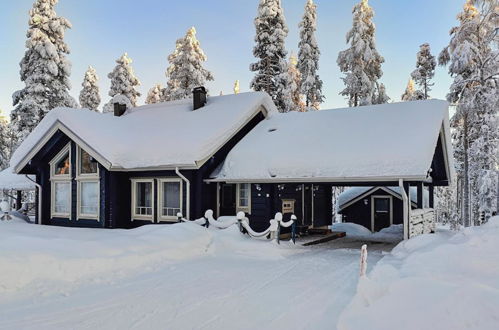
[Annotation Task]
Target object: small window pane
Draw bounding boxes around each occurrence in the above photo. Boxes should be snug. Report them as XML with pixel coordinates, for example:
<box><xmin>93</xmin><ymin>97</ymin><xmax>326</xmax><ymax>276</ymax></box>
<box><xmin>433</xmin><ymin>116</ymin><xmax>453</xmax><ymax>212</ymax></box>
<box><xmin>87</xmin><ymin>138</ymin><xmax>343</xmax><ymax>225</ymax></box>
<box><xmin>80</xmin><ymin>149</ymin><xmax>97</xmax><ymax>174</ymax></box>
<box><xmin>162</xmin><ymin>182</ymin><xmax>181</xmax><ymax>217</ymax></box>
<box><xmin>135</xmin><ymin>182</ymin><xmax>152</xmax><ymax>216</ymax></box>
<box><xmin>375</xmin><ymin>199</ymin><xmax>389</xmax><ymax>213</ymax></box>
<box><xmin>239</xmin><ymin>183</ymin><xmax>250</xmax><ymax>208</ymax></box>
<box><xmin>54</xmin><ymin>182</ymin><xmax>70</xmax><ymax>214</ymax></box>
<box><xmin>80</xmin><ymin>182</ymin><xmax>99</xmax><ymax>216</ymax></box>
<box><xmin>55</xmin><ymin>152</ymin><xmax>70</xmax><ymax>175</ymax></box>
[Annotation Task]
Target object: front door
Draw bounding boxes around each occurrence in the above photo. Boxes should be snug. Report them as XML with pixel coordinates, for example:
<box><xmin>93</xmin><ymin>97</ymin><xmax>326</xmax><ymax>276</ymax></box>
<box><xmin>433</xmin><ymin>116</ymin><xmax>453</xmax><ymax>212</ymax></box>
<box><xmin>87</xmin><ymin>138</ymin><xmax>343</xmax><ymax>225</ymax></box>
<box><xmin>372</xmin><ymin>197</ymin><xmax>391</xmax><ymax>232</ymax></box>
<box><xmin>220</xmin><ymin>183</ymin><xmax>236</xmax><ymax>215</ymax></box>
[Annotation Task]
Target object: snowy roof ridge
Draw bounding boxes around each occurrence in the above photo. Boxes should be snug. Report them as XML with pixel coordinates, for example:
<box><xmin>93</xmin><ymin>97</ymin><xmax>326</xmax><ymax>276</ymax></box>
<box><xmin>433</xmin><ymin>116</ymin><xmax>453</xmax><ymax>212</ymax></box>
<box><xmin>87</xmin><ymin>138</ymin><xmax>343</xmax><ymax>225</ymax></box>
<box><xmin>211</xmin><ymin>99</ymin><xmax>452</xmax><ymax>182</ymax></box>
<box><xmin>11</xmin><ymin>92</ymin><xmax>277</xmax><ymax>172</ymax></box>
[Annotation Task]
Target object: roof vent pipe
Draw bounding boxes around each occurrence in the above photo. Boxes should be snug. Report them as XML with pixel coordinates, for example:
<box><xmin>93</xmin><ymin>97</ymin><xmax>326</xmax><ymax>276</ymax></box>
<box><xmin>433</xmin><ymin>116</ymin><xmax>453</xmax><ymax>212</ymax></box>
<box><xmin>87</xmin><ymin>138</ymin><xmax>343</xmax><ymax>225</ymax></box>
<box><xmin>193</xmin><ymin>86</ymin><xmax>207</xmax><ymax>110</ymax></box>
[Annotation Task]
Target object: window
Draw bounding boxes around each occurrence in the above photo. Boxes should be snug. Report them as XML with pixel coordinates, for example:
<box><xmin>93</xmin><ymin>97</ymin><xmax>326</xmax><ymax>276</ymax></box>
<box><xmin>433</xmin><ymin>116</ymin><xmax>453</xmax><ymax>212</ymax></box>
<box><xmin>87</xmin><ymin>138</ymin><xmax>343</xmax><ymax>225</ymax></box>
<box><xmin>76</xmin><ymin>147</ymin><xmax>99</xmax><ymax>220</ymax></box>
<box><xmin>53</xmin><ymin>181</ymin><xmax>71</xmax><ymax>215</ymax></box>
<box><xmin>158</xmin><ymin>179</ymin><xmax>182</xmax><ymax>221</ymax></box>
<box><xmin>131</xmin><ymin>179</ymin><xmax>154</xmax><ymax>220</ymax></box>
<box><xmin>236</xmin><ymin>183</ymin><xmax>251</xmax><ymax>213</ymax></box>
<box><xmin>79</xmin><ymin>181</ymin><xmax>99</xmax><ymax>217</ymax></box>
<box><xmin>50</xmin><ymin>144</ymin><xmax>72</xmax><ymax>218</ymax></box>
<box><xmin>79</xmin><ymin>148</ymin><xmax>97</xmax><ymax>175</ymax></box>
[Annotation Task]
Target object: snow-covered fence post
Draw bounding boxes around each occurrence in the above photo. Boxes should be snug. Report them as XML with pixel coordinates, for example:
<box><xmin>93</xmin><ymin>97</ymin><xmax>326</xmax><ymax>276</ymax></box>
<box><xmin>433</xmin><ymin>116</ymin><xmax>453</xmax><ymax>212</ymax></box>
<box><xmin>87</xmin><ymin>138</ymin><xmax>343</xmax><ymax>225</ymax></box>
<box><xmin>291</xmin><ymin>214</ymin><xmax>297</xmax><ymax>244</ymax></box>
<box><xmin>275</xmin><ymin>212</ymin><xmax>283</xmax><ymax>244</ymax></box>
<box><xmin>177</xmin><ymin>212</ymin><xmax>183</xmax><ymax>222</ymax></box>
<box><xmin>359</xmin><ymin>244</ymin><xmax>368</xmax><ymax>277</ymax></box>
<box><xmin>0</xmin><ymin>199</ymin><xmax>12</xmax><ymax>221</ymax></box>
<box><xmin>236</xmin><ymin>211</ymin><xmax>247</xmax><ymax>234</ymax></box>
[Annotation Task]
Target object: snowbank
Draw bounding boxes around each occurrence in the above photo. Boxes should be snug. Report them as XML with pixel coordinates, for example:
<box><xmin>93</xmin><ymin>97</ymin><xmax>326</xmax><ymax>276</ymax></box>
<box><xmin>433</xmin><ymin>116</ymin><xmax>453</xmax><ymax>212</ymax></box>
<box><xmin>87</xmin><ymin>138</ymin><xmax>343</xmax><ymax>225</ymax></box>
<box><xmin>0</xmin><ymin>220</ymin><xmax>287</xmax><ymax>293</ymax></box>
<box><xmin>332</xmin><ymin>222</ymin><xmax>372</xmax><ymax>236</ymax></box>
<box><xmin>338</xmin><ymin>216</ymin><xmax>499</xmax><ymax>330</ymax></box>
<box><xmin>332</xmin><ymin>222</ymin><xmax>403</xmax><ymax>243</ymax></box>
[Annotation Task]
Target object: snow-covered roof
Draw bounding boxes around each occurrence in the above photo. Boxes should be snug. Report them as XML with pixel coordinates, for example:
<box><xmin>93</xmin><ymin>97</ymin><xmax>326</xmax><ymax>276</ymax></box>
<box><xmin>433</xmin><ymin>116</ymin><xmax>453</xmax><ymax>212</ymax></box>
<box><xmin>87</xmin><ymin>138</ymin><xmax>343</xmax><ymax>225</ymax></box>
<box><xmin>0</xmin><ymin>167</ymin><xmax>35</xmax><ymax>191</ymax></box>
<box><xmin>336</xmin><ymin>186</ymin><xmax>430</xmax><ymax>212</ymax></box>
<box><xmin>11</xmin><ymin>92</ymin><xmax>276</xmax><ymax>172</ymax></box>
<box><xmin>211</xmin><ymin>100</ymin><xmax>453</xmax><ymax>183</ymax></box>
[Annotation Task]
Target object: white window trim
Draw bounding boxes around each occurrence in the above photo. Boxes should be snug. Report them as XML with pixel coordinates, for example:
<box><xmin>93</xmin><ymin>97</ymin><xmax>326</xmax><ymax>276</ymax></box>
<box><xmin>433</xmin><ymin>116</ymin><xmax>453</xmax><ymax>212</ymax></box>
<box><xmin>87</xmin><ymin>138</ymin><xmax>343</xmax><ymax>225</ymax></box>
<box><xmin>157</xmin><ymin>178</ymin><xmax>183</xmax><ymax>222</ymax></box>
<box><xmin>76</xmin><ymin>146</ymin><xmax>100</xmax><ymax>220</ymax></box>
<box><xmin>236</xmin><ymin>183</ymin><xmax>251</xmax><ymax>214</ymax></box>
<box><xmin>49</xmin><ymin>143</ymin><xmax>71</xmax><ymax>179</ymax></box>
<box><xmin>131</xmin><ymin>178</ymin><xmax>155</xmax><ymax>221</ymax></box>
<box><xmin>370</xmin><ymin>195</ymin><xmax>393</xmax><ymax>232</ymax></box>
<box><xmin>50</xmin><ymin>143</ymin><xmax>72</xmax><ymax>219</ymax></box>
<box><xmin>76</xmin><ymin>146</ymin><xmax>99</xmax><ymax>179</ymax></box>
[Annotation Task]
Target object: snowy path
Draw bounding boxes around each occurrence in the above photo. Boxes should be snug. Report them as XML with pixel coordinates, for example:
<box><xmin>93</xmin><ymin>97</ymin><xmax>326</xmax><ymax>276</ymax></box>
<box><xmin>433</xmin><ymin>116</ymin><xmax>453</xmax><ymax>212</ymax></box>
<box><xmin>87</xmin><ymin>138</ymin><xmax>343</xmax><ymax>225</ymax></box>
<box><xmin>0</xmin><ymin>222</ymin><xmax>390</xmax><ymax>329</ymax></box>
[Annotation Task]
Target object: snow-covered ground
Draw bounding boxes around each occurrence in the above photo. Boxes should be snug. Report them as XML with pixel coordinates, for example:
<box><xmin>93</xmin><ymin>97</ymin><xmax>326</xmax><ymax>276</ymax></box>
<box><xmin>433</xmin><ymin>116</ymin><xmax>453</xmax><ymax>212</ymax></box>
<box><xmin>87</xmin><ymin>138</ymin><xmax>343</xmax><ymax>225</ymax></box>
<box><xmin>0</xmin><ymin>218</ymin><xmax>388</xmax><ymax>330</ymax></box>
<box><xmin>338</xmin><ymin>216</ymin><xmax>499</xmax><ymax>330</ymax></box>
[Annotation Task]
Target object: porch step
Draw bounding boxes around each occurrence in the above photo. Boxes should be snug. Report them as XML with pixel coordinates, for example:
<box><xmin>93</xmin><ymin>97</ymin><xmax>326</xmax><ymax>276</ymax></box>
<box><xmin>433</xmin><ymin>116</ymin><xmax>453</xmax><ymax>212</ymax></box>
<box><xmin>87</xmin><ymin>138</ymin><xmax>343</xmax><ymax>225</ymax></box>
<box><xmin>302</xmin><ymin>231</ymin><xmax>346</xmax><ymax>246</ymax></box>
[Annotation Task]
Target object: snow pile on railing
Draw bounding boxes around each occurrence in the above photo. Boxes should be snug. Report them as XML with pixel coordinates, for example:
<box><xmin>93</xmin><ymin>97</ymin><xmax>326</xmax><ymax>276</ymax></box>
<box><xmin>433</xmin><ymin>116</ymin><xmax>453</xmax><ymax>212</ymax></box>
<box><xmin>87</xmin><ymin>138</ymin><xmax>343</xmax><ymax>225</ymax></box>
<box><xmin>178</xmin><ymin>210</ymin><xmax>297</xmax><ymax>244</ymax></box>
<box><xmin>409</xmin><ymin>208</ymin><xmax>435</xmax><ymax>238</ymax></box>
<box><xmin>338</xmin><ymin>216</ymin><xmax>499</xmax><ymax>330</ymax></box>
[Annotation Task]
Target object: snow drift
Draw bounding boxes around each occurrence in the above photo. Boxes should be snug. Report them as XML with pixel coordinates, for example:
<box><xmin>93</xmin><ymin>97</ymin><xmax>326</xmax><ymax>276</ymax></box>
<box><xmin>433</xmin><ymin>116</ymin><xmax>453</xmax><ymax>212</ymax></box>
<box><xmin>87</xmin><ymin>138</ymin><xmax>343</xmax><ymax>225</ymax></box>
<box><xmin>338</xmin><ymin>216</ymin><xmax>499</xmax><ymax>330</ymax></box>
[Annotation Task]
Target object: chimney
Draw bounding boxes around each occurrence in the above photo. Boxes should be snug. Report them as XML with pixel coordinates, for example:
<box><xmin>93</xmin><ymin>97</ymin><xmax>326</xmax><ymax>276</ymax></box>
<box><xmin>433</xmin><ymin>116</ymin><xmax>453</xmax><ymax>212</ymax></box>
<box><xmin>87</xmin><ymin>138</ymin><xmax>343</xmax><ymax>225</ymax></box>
<box><xmin>193</xmin><ymin>86</ymin><xmax>207</xmax><ymax>110</ymax></box>
<box><xmin>114</xmin><ymin>103</ymin><xmax>127</xmax><ymax>117</ymax></box>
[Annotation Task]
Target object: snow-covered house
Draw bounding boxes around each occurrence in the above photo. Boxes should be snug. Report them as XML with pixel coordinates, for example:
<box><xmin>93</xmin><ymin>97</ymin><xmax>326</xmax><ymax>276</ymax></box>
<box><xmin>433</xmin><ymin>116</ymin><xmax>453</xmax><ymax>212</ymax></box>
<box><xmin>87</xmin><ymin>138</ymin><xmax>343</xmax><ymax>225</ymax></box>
<box><xmin>10</xmin><ymin>90</ymin><xmax>275</xmax><ymax>228</ymax></box>
<box><xmin>10</xmin><ymin>91</ymin><xmax>453</xmax><ymax>239</ymax></box>
<box><xmin>336</xmin><ymin>187</ymin><xmax>429</xmax><ymax>232</ymax></box>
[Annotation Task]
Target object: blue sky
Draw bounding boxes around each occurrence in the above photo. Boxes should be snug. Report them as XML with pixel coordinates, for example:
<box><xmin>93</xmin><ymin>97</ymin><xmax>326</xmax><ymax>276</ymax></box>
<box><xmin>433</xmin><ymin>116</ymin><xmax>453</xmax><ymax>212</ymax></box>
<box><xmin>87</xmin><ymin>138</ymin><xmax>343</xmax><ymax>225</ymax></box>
<box><xmin>0</xmin><ymin>0</ymin><xmax>464</xmax><ymax>115</ymax></box>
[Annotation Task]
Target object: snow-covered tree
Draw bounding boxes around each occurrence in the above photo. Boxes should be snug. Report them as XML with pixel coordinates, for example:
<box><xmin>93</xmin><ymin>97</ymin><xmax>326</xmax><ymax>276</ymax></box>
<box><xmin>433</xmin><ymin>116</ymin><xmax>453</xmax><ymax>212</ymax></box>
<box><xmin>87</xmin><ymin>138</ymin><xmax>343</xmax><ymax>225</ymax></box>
<box><xmin>0</xmin><ymin>110</ymin><xmax>12</xmax><ymax>170</ymax></box>
<box><xmin>11</xmin><ymin>0</ymin><xmax>77</xmax><ymax>145</ymax></box>
<box><xmin>282</xmin><ymin>54</ymin><xmax>305</xmax><ymax>112</ymax></box>
<box><xmin>250</xmin><ymin>0</ymin><xmax>290</xmax><ymax>112</ymax></box>
<box><xmin>79</xmin><ymin>66</ymin><xmax>100</xmax><ymax>111</ymax></box>
<box><xmin>411</xmin><ymin>43</ymin><xmax>436</xmax><ymax>99</ymax></box>
<box><xmin>337</xmin><ymin>0</ymin><xmax>385</xmax><ymax>107</ymax></box>
<box><xmin>234</xmin><ymin>80</ymin><xmax>240</xmax><ymax>94</ymax></box>
<box><xmin>145</xmin><ymin>84</ymin><xmax>163</xmax><ymax>105</ymax></box>
<box><xmin>372</xmin><ymin>83</ymin><xmax>390</xmax><ymax>104</ymax></box>
<box><xmin>439</xmin><ymin>0</ymin><xmax>499</xmax><ymax>225</ymax></box>
<box><xmin>401</xmin><ymin>78</ymin><xmax>424</xmax><ymax>101</ymax></box>
<box><xmin>163</xmin><ymin>27</ymin><xmax>214</xmax><ymax>101</ymax></box>
<box><xmin>103</xmin><ymin>53</ymin><xmax>141</xmax><ymax>113</ymax></box>
<box><xmin>298</xmin><ymin>0</ymin><xmax>323</xmax><ymax>110</ymax></box>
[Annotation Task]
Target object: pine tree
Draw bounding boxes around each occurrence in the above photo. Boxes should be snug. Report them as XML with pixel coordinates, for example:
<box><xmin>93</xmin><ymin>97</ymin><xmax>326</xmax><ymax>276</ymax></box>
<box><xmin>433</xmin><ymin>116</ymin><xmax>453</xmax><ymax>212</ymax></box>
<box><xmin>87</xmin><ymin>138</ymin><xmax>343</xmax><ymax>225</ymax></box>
<box><xmin>163</xmin><ymin>27</ymin><xmax>214</xmax><ymax>101</ymax></box>
<box><xmin>145</xmin><ymin>84</ymin><xmax>163</xmax><ymax>104</ymax></box>
<box><xmin>103</xmin><ymin>53</ymin><xmax>141</xmax><ymax>113</ymax></box>
<box><xmin>283</xmin><ymin>54</ymin><xmax>305</xmax><ymax>112</ymax></box>
<box><xmin>0</xmin><ymin>110</ymin><xmax>12</xmax><ymax>170</ymax></box>
<box><xmin>298</xmin><ymin>0</ymin><xmax>323</xmax><ymax>110</ymax></box>
<box><xmin>439</xmin><ymin>0</ymin><xmax>499</xmax><ymax>225</ymax></box>
<box><xmin>11</xmin><ymin>0</ymin><xmax>77</xmax><ymax>145</ymax></box>
<box><xmin>411</xmin><ymin>43</ymin><xmax>436</xmax><ymax>99</ymax></box>
<box><xmin>372</xmin><ymin>83</ymin><xmax>390</xmax><ymax>104</ymax></box>
<box><xmin>337</xmin><ymin>0</ymin><xmax>384</xmax><ymax>107</ymax></box>
<box><xmin>79</xmin><ymin>66</ymin><xmax>100</xmax><ymax>111</ymax></box>
<box><xmin>250</xmin><ymin>0</ymin><xmax>289</xmax><ymax>112</ymax></box>
<box><xmin>401</xmin><ymin>78</ymin><xmax>424</xmax><ymax>101</ymax></box>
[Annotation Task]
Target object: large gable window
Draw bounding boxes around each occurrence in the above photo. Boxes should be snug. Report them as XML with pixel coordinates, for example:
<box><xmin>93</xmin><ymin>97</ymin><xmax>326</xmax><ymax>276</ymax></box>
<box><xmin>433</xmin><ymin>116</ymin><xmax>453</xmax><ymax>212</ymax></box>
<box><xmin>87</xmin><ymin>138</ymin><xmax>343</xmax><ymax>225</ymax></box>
<box><xmin>158</xmin><ymin>179</ymin><xmax>182</xmax><ymax>221</ymax></box>
<box><xmin>131</xmin><ymin>179</ymin><xmax>154</xmax><ymax>221</ymax></box>
<box><xmin>50</xmin><ymin>144</ymin><xmax>72</xmax><ymax>218</ymax></box>
<box><xmin>76</xmin><ymin>147</ymin><xmax>99</xmax><ymax>219</ymax></box>
<box><xmin>79</xmin><ymin>149</ymin><xmax>97</xmax><ymax>175</ymax></box>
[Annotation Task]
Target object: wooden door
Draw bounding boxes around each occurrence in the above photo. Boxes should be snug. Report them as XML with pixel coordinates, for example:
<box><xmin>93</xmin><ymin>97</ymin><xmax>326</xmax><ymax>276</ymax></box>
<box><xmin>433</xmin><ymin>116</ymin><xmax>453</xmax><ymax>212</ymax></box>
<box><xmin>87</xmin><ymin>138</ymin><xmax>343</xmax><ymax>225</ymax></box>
<box><xmin>220</xmin><ymin>184</ymin><xmax>236</xmax><ymax>215</ymax></box>
<box><xmin>372</xmin><ymin>196</ymin><xmax>391</xmax><ymax>232</ymax></box>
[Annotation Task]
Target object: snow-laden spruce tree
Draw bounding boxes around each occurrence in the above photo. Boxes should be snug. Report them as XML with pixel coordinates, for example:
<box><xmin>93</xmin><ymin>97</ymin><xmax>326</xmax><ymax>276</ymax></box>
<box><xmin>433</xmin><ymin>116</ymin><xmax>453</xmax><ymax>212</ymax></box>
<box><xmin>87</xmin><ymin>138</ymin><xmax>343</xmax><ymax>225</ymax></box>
<box><xmin>250</xmin><ymin>0</ymin><xmax>290</xmax><ymax>112</ymax></box>
<box><xmin>298</xmin><ymin>0</ymin><xmax>323</xmax><ymax>110</ymax></box>
<box><xmin>11</xmin><ymin>0</ymin><xmax>77</xmax><ymax>145</ymax></box>
<box><xmin>234</xmin><ymin>80</ymin><xmax>240</xmax><ymax>94</ymax></box>
<box><xmin>372</xmin><ymin>83</ymin><xmax>390</xmax><ymax>104</ymax></box>
<box><xmin>439</xmin><ymin>0</ymin><xmax>499</xmax><ymax>225</ymax></box>
<box><xmin>283</xmin><ymin>54</ymin><xmax>305</xmax><ymax>112</ymax></box>
<box><xmin>79</xmin><ymin>66</ymin><xmax>100</xmax><ymax>111</ymax></box>
<box><xmin>337</xmin><ymin>0</ymin><xmax>384</xmax><ymax>107</ymax></box>
<box><xmin>145</xmin><ymin>84</ymin><xmax>163</xmax><ymax>104</ymax></box>
<box><xmin>0</xmin><ymin>110</ymin><xmax>12</xmax><ymax>170</ymax></box>
<box><xmin>103</xmin><ymin>53</ymin><xmax>141</xmax><ymax>113</ymax></box>
<box><xmin>411</xmin><ymin>43</ymin><xmax>436</xmax><ymax>99</ymax></box>
<box><xmin>401</xmin><ymin>78</ymin><xmax>424</xmax><ymax>101</ymax></box>
<box><xmin>163</xmin><ymin>27</ymin><xmax>214</xmax><ymax>101</ymax></box>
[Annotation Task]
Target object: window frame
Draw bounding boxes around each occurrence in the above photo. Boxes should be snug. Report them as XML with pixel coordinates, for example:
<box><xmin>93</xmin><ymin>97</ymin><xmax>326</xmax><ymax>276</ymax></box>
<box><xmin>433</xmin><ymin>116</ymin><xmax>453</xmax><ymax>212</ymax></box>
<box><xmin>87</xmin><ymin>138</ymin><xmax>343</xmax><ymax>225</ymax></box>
<box><xmin>76</xmin><ymin>146</ymin><xmax>99</xmax><ymax>179</ymax></box>
<box><xmin>236</xmin><ymin>183</ymin><xmax>251</xmax><ymax>214</ymax></box>
<box><xmin>131</xmin><ymin>178</ymin><xmax>155</xmax><ymax>221</ymax></box>
<box><xmin>157</xmin><ymin>178</ymin><xmax>183</xmax><ymax>222</ymax></box>
<box><xmin>75</xmin><ymin>147</ymin><xmax>100</xmax><ymax>220</ymax></box>
<box><xmin>50</xmin><ymin>144</ymin><xmax>72</xmax><ymax>218</ymax></box>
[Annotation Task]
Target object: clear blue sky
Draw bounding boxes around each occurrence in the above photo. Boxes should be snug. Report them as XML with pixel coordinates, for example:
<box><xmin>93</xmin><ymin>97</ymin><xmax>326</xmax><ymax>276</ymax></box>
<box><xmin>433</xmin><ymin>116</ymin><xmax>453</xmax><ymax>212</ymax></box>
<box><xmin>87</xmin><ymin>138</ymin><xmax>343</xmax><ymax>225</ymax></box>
<box><xmin>0</xmin><ymin>0</ymin><xmax>464</xmax><ymax>115</ymax></box>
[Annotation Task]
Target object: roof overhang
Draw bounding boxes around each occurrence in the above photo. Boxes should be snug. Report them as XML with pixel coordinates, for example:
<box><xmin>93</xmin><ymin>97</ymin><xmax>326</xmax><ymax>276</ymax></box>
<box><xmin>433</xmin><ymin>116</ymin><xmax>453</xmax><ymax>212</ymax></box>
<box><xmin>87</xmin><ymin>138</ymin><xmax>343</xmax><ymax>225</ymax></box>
<box><xmin>205</xmin><ymin>174</ymin><xmax>431</xmax><ymax>184</ymax></box>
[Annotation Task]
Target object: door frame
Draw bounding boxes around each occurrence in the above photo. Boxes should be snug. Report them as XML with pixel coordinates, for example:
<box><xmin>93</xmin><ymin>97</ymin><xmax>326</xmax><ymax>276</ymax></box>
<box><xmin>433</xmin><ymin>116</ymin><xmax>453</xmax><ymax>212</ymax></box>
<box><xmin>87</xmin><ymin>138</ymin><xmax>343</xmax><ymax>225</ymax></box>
<box><xmin>370</xmin><ymin>195</ymin><xmax>393</xmax><ymax>232</ymax></box>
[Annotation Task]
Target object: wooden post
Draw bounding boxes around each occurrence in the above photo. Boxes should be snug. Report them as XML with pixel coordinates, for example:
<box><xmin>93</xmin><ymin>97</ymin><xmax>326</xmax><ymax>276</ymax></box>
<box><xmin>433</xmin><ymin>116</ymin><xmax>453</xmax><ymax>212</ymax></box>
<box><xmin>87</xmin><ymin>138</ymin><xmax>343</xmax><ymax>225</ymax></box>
<box><xmin>429</xmin><ymin>185</ymin><xmax>434</xmax><ymax>209</ymax></box>
<box><xmin>403</xmin><ymin>181</ymin><xmax>411</xmax><ymax>240</ymax></box>
<box><xmin>16</xmin><ymin>190</ymin><xmax>22</xmax><ymax>211</ymax></box>
<box><xmin>416</xmin><ymin>183</ymin><xmax>423</xmax><ymax>209</ymax></box>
